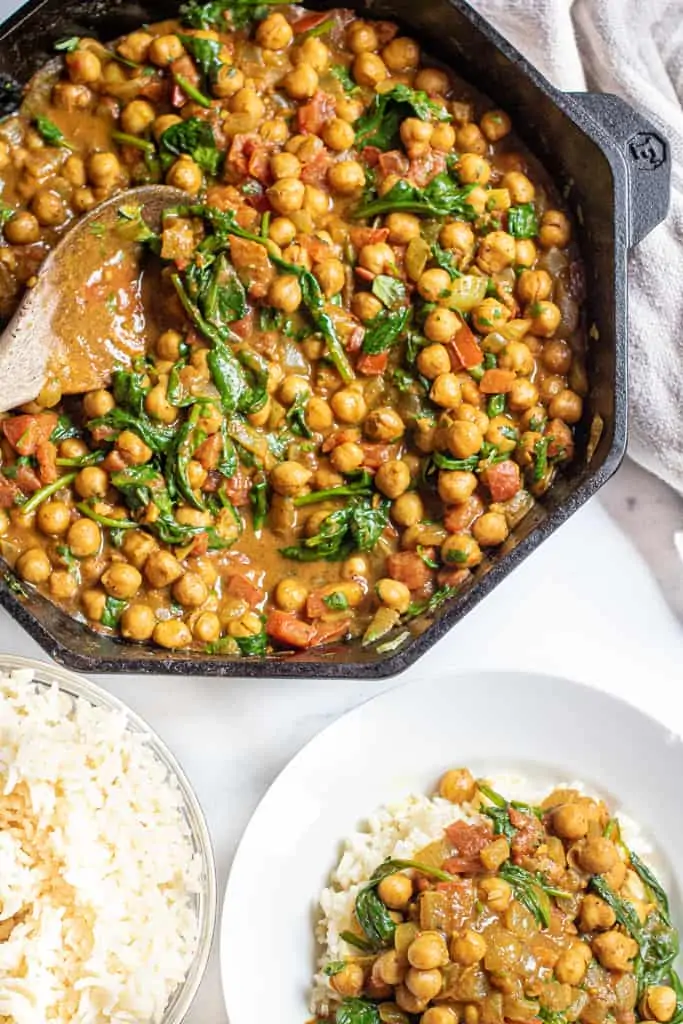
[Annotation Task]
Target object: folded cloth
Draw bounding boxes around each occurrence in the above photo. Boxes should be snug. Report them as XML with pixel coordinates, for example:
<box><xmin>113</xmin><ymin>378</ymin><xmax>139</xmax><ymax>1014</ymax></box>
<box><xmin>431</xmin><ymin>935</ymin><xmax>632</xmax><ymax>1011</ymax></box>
<box><xmin>471</xmin><ymin>0</ymin><xmax>683</xmax><ymax>493</ymax></box>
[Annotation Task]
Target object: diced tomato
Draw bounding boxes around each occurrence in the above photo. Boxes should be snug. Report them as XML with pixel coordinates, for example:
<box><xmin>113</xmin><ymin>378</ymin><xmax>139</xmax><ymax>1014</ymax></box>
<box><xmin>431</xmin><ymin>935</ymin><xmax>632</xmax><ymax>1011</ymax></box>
<box><xmin>409</xmin><ymin>151</ymin><xmax>446</xmax><ymax>187</ymax></box>
<box><xmin>220</xmin><ymin>470</ymin><xmax>252</xmax><ymax>507</ymax></box>
<box><xmin>450</xmin><ymin>324</ymin><xmax>483</xmax><ymax>370</ymax></box>
<box><xmin>442</xmin><ymin>856</ymin><xmax>485</xmax><ymax>874</ymax></box>
<box><xmin>90</xmin><ymin>425</ymin><xmax>117</xmax><ymax>444</ymax></box>
<box><xmin>345</xmin><ymin>326</ymin><xmax>365</xmax><ymax>355</ymax></box>
<box><xmin>350</xmin><ymin>226</ymin><xmax>390</xmax><ymax>249</ymax></box>
<box><xmin>247</xmin><ymin>148</ymin><xmax>270</xmax><ymax>184</ymax></box>
<box><xmin>290</xmin><ymin>10</ymin><xmax>332</xmax><ymax>33</ymax></box>
<box><xmin>305</xmin><ymin>591</ymin><xmax>327</xmax><ymax>619</ymax></box>
<box><xmin>297</xmin><ymin>91</ymin><xmax>335</xmax><ymax>136</ymax></box>
<box><xmin>310</xmin><ymin>618</ymin><xmax>352</xmax><ymax>646</ymax></box>
<box><xmin>35</xmin><ymin>441</ymin><xmax>57</xmax><ymax>484</ymax></box>
<box><xmin>300</xmin><ymin>149</ymin><xmax>333</xmax><ymax>186</ymax></box>
<box><xmin>299</xmin><ymin>234</ymin><xmax>333</xmax><ymax>263</ymax></box>
<box><xmin>354</xmin><ymin>266</ymin><xmax>375</xmax><ymax>283</ymax></box>
<box><xmin>357</xmin><ymin>351</ymin><xmax>388</xmax><ymax>376</ymax></box>
<box><xmin>227</xmin><ymin>133</ymin><xmax>262</xmax><ymax>177</ymax></box>
<box><xmin>15</xmin><ymin>465</ymin><xmax>42</xmax><ymax>493</ymax></box>
<box><xmin>482</xmin><ymin>460</ymin><xmax>521</xmax><ymax>502</ymax></box>
<box><xmin>386</xmin><ymin>550</ymin><xmax>434</xmax><ymax>591</ymax></box>
<box><xmin>444</xmin><ymin>495</ymin><xmax>485</xmax><ymax>534</ymax></box>
<box><xmin>138</xmin><ymin>75</ymin><xmax>164</xmax><ymax>102</ymax></box>
<box><xmin>169</xmin><ymin>55</ymin><xmax>199</xmax><ymax>108</ymax></box>
<box><xmin>361</xmin><ymin>145</ymin><xmax>382</xmax><ymax>168</ymax></box>
<box><xmin>194</xmin><ymin>433</ymin><xmax>223</xmax><ymax>471</ymax></box>
<box><xmin>231</xmin><ymin>312</ymin><xmax>254</xmax><ymax>339</ymax></box>
<box><xmin>509</xmin><ymin>807</ymin><xmax>545</xmax><ymax>862</ymax></box>
<box><xmin>378</xmin><ymin>149</ymin><xmax>409</xmax><ymax>178</ymax></box>
<box><xmin>479</xmin><ymin>368</ymin><xmax>516</xmax><ymax>394</ymax></box>
<box><xmin>226</xmin><ymin>573</ymin><xmax>264</xmax><ymax>608</ymax></box>
<box><xmin>360</xmin><ymin>442</ymin><xmax>396</xmax><ymax>468</ymax></box>
<box><xmin>190</xmin><ymin>532</ymin><xmax>209</xmax><ymax>557</ymax></box>
<box><xmin>229</xmin><ymin>236</ymin><xmax>274</xmax><ymax>298</ymax></box>
<box><xmin>321</xmin><ymin>428</ymin><xmax>360</xmax><ymax>453</ymax></box>
<box><xmin>2</xmin><ymin>413</ymin><xmax>57</xmax><ymax>456</ymax></box>
<box><xmin>436</xmin><ymin>566</ymin><xmax>470</xmax><ymax>589</ymax></box>
<box><xmin>266</xmin><ymin>611</ymin><xmax>316</xmax><ymax>649</ymax></box>
<box><xmin>102</xmin><ymin>450</ymin><xmax>127</xmax><ymax>474</ymax></box>
<box><xmin>445</xmin><ymin>820</ymin><xmax>492</xmax><ymax>856</ymax></box>
<box><xmin>0</xmin><ymin>476</ymin><xmax>18</xmax><ymax>508</ymax></box>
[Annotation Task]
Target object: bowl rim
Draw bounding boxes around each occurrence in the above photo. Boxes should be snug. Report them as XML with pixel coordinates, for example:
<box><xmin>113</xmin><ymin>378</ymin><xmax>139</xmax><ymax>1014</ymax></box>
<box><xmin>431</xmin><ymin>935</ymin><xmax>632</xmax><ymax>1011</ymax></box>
<box><xmin>0</xmin><ymin>653</ymin><xmax>218</xmax><ymax>1024</ymax></box>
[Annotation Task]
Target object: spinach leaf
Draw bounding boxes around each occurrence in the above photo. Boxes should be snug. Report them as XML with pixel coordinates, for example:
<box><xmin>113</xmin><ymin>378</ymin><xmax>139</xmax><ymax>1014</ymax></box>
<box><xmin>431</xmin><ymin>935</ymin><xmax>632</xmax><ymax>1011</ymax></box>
<box><xmin>336</xmin><ymin>999</ymin><xmax>381</xmax><ymax>1024</ymax></box>
<box><xmin>112</xmin><ymin>368</ymin><xmax>149</xmax><ymax>417</ymax></box>
<box><xmin>330</xmin><ymin>64</ymin><xmax>359</xmax><ymax>94</ymax></box>
<box><xmin>116</xmin><ymin>204</ymin><xmax>160</xmax><ymax>246</ymax></box>
<box><xmin>339</xmin><ymin>931</ymin><xmax>375</xmax><ymax>953</ymax></box>
<box><xmin>249</xmin><ymin>471</ymin><xmax>268</xmax><ymax>530</ymax></box>
<box><xmin>533</xmin><ymin>436</ymin><xmax>550</xmax><ymax>482</ymax></box>
<box><xmin>280</xmin><ymin>497</ymin><xmax>389</xmax><ymax>562</ymax></box>
<box><xmin>507</xmin><ymin>203</ymin><xmax>539</xmax><ymax>239</ymax></box>
<box><xmin>362</xmin><ymin>307</ymin><xmax>410</xmax><ymax>355</ymax></box>
<box><xmin>433</xmin><ymin>451</ymin><xmax>479</xmax><ymax>472</ymax></box>
<box><xmin>293</xmin><ymin>472</ymin><xmax>373</xmax><ymax>507</ymax></box>
<box><xmin>4</xmin><ymin>571</ymin><xmax>28</xmax><ymax>598</ymax></box>
<box><xmin>589</xmin><ymin>874</ymin><xmax>642</xmax><ymax>937</ymax></box>
<box><xmin>101</xmin><ymin>596</ymin><xmax>127</xmax><ymax>629</ymax></box>
<box><xmin>431</xmin><ymin>242</ymin><xmax>462</xmax><ymax>280</ymax></box>
<box><xmin>323</xmin><ymin>591</ymin><xmax>349</xmax><ymax>611</ymax></box>
<box><xmin>178</xmin><ymin>32</ymin><xmax>223</xmax><ymax>80</ymax></box>
<box><xmin>50</xmin><ymin>414</ymin><xmax>80</xmax><ymax>444</ymax></box>
<box><xmin>354</xmin><ymin>83</ymin><xmax>451</xmax><ymax>150</ymax></box>
<box><xmin>180</xmin><ymin>0</ymin><xmax>289</xmax><ymax>30</ymax></box>
<box><xmin>111</xmin><ymin>464</ymin><xmax>168</xmax><ymax>510</ymax></box>
<box><xmin>487</xmin><ymin>394</ymin><xmax>506</xmax><ymax>418</ymax></box>
<box><xmin>166</xmin><ymin>404</ymin><xmax>207</xmax><ymax>510</ymax></box>
<box><xmin>160</xmin><ymin>117</ymin><xmax>223</xmax><ymax>176</ymax></box>
<box><xmin>285</xmin><ymin>389</ymin><xmax>311</xmax><ymax>438</ymax></box>
<box><xmin>372</xmin><ymin>274</ymin><xmax>406</xmax><ymax>309</ymax></box>
<box><xmin>405</xmin><ymin>583</ymin><xmax>460</xmax><ymax>620</ymax></box>
<box><xmin>478</xmin><ymin>782</ymin><xmax>541</xmax><ymax>841</ymax></box>
<box><xmin>355</xmin><ymin>174</ymin><xmax>476</xmax><ymax>220</ymax></box>
<box><xmin>500</xmin><ymin>864</ymin><xmax>570</xmax><ymax>927</ymax></box>
<box><xmin>0</xmin><ymin>202</ymin><xmax>15</xmax><ymax>228</ymax></box>
<box><xmin>218</xmin><ymin>420</ymin><xmax>238</xmax><ymax>477</ymax></box>
<box><xmin>54</xmin><ymin>36</ymin><xmax>80</xmax><ymax>52</ymax></box>
<box><xmin>235</xmin><ymin>630</ymin><xmax>267</xmax><ymax>656</ymax></box>
<box><xmin>629</xmin><ymin>850</ymin><xmax>671</xmax><ymax>924</ymax></box>
<box><xmin>323</xmin><ymin>961</ymin><xmax>347</xmax><ymax>977</ymax></box>
<box><xmin>208</xmin><ymin>339</ymin><xmax>253</xmax><ymax>415</ymax></box>
<box><xmin>34</xmin><ymin>115</ymin><xmax>72</xmax><ymax>149</ymax></box>
<box><xmin>355</xmin><ymin>857</ymin><xmax>454</xmax><ymax>949</ymax></box>
<box><xmin>87</xmin><ymin>408</ymin><xmax>176</xmax><ymax>454</ymax></box>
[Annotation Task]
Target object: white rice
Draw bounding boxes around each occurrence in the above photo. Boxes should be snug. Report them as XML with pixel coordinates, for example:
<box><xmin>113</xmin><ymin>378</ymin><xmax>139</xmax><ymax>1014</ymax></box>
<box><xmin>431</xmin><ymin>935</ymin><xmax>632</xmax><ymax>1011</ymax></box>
<box><xmin>0</xmin><ymin>668</ymin><xmax>201</xmax><ymax>1024</ymax></box>
<box><xmin>311</xmin><ymin>771</ymin><xmax>656</xmax><ymax>1017</ymax></box>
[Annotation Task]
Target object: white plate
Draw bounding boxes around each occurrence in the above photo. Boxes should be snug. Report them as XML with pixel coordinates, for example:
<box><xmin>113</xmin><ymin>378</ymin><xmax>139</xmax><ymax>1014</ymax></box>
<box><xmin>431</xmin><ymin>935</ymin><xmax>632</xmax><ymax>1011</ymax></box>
<box><xmin>220</xmin><ymin>671</ymin><xmax>683</xmax><ymax>1023</ymax></box>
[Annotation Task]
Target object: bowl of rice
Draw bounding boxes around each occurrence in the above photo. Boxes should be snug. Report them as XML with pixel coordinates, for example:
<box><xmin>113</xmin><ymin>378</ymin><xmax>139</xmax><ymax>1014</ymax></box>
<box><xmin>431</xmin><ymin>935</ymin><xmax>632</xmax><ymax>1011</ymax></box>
<box><xmin>0</xmin><ymin>654</ymin><xmax>216</xmax><ymax>1024</ymax></box>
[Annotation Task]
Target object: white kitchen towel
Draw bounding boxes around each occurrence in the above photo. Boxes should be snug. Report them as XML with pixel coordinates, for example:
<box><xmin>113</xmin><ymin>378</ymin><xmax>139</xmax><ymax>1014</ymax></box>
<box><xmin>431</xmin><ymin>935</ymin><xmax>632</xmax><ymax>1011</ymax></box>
<box><xmin>470</xmin><ymin>0</ymin><xmax>683</xmax><ymax>493</ymax></box>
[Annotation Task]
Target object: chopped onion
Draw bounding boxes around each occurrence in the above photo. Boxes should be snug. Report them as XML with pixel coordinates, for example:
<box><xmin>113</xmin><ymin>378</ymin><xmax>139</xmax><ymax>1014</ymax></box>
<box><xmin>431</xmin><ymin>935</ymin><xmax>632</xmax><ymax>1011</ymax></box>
<box><xmin>443</xmin><ymin>274</ymin><xmax>488</xmax><ymax>312</ymax></box>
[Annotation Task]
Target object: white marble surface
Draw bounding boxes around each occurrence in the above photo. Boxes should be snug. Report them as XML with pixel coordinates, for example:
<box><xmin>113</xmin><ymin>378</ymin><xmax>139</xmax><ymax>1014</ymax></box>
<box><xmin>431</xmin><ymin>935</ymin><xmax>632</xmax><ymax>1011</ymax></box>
<box><xmin>0</xmin><ymin>458</ymin><xmax>681</xmax><ymax>1022</ymax></box>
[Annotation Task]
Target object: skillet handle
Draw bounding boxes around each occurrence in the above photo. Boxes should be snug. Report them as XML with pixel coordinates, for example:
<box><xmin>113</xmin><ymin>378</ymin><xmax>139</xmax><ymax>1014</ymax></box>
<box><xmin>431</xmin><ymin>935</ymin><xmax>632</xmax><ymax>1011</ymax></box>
<box><xmin>569</xmin><ymin>92</ymin><xmax>671</xmax><ymax>248</ymax></box>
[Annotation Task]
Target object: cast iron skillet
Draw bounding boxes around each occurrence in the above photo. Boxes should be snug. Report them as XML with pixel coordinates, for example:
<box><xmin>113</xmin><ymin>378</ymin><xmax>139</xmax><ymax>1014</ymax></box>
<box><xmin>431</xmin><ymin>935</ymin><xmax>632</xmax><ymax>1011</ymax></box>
<box><xmin>0</xmin><ymin>0</ymin><xmax>672</xmax><ymax>677</ymax></box>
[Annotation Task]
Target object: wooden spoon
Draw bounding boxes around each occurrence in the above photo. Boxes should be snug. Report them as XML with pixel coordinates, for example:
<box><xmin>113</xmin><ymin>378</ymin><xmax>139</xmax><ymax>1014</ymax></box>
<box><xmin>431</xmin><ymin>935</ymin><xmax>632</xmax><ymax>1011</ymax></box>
<box><xmin>0</xmin><ymin>185</ymin><xmax>187</xmax><ymax>413</ymax></box>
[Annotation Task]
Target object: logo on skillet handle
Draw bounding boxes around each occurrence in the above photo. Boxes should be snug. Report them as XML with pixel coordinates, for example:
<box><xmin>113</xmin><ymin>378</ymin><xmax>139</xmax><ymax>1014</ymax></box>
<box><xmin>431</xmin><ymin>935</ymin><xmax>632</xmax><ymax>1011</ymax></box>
<box><xmin>627</xmin><ymin>132</ymin><xmax>667</xmax><ymax>171</ymax></box>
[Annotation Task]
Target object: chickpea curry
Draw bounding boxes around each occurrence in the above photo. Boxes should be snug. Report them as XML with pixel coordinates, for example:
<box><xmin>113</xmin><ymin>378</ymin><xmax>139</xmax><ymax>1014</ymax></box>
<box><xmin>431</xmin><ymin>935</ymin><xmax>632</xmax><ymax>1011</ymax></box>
<box><xmin>0</xmin><ymin>1</ymin><xmax>587</xmax><ymax>655</ymax></box>
<box><xmin>319</xmin><ymin>771</ymin><xmax>682</xmax><ymax>1024</ymax></box>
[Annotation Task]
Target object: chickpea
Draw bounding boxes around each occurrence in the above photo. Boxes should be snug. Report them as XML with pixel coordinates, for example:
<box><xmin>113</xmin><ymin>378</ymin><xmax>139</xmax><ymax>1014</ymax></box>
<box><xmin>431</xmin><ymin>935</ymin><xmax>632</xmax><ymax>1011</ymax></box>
<box><xmin>52</xmin><ymin>81</ymin><xmax>92</xmax><ymax>111</ymax></box>
<box><xmin>67</xmin><ymin>518</ymin><xmax>102</xmax><ymax>558</ymax></box>
<box><xmin>145</xmin><ymin>549</ymin><xmax>184</xmax><ymax>589</ymax></box>
<box><xmin>270</xmin><ymin>460</ymin><xmax>313</xmax><ymax>497</ymax></box>
<box><xmin>48</xmin><ymin>570</ymin><xmax>77</xmax><ymax>601</ymax></box>
<box><xmin>275</xmin><ymin>577</ymin><xmax>308</xmax><ymax>613</ymax></box>
<box><xmin>116</xmin><ymin>429</ymin><xmax>153</xmax><ymax>466</ymax></box>
<box><xmin>430</xmin><ymin>372</ymin><xmax>462</xmax><ymax>409</ymax></box>
<box><xmin>422</xmin><ymin>1009</ymin><xmax>459</xmax><ymax>1024</ymax></box>
<box><xmin>451</xmin><ymin>929</ymin><xmax>487</xmax><ymax>966</ymax></box>
<box><xmin>515</xmin><ymin>239</ymin><xmax>537</xmax><ymax>268</ymax></box>
<box><xmin>447</xmin><ymin>421</ymin><xmax>483</xmax><ymax>460</ymax></box>
<box><xmin>392</xmin><ymin>492</ymin><xmax>424</xmax><ymax>528</ymax></box>
<box><xmin>283</xmin><ymin>62</ymin><xmax>319</xmax><ymax>100</ymax></box>
<box><xmin>441</xmin><ymin>533</ymin><xmax>482</xmax><ymax>568</ymax></box>
<box><xmin>315</xmin><ymin>258</ymin><xmax>345</xmax><ymax>297</ymax></box>
<box><xmin>408</xmin><ymin>932</ymin><xmax>449</xmax><ymax>971</ymax></box>
<box><xmin>376</xmin><ymin>578</ymin><xmax>411</xmax><ymax>613</ymax></box>
<box><xmin>213</xmin><ymin>65</ymin><xmax>245</xmax><ymax>98</ymax></box>
<box><xmin>101</xmin><ymin>563</ymin><xmax>142</xmax><ymax>600</ymax></box>
<box><xmin>481</xmin><ymin>109</ymin><xmax>512</xmax><ymax>141</ymax></box>
<box><xmin>457</xmin><ymin>123</ymin><xmax>487</xmax><ymax>156</ymax></box>
<box><xmin>87</xmin><ymin>151</ymin><xmax>121</xmax><ymax>188</ymax></box>
<box><xmin>81</xmin><ymin>588</ymin><xmax>106</xmax><ymax>621</ymax></box>
<box><xmin>268</xmin><ymin>216</ymin><xmax>297</xmax><ymax>248</ymax></box>
<box><xmin>36</xmin><ymin>500</ymin><xmax>70</xmax><ymax>536</ymax></box>
<box><xmin>644</xmin><ymin>987</ymin><xmax>677</xmax><ymax>1023</ymax></box>
<box><xmin>552</xmin><ymin>803</ymin><xmax>589</xmax><ymax>840</ymax></box>
<box><xmin>458</xmin><ymin>153</ymin><xmax>491</xmax><ymax>186</ymax></box>
<box><xmin>117</xmin><ymin>30</ymin><xmax>153</xmax><ymax>63</ymax></box>
<box><xmin>505</xmin><ymin>378</ymin><xmax>537</xmax><ymax>413</ymax></box>
<box><xmin>331</xmin><ymin>441</ymin><xmax>365</xmax><ymax>474</ymax></box>
<box><xmin>149</xmin><ymin>34</ymin><xmax>185</xmax><ymax>66</ymax></box>
<box><xmin>418</xmin><ymin>268</ymin><xmax>451</xmax><ymax>302</ymax></box>
<box><xmin>75</xmin><ymin>466</ymin><xmax>108</xmax><ymax>500</ymax></box>
<box><xmin>375</xmin><ymin>460</ymin><xmax>411</xmax><ymax>499</ymax></box>
<box><xmin>321</xmin><ymin>117</ymin><xmax>354</xmax><ymax>153</ymax></box>
<box><xmin>377</xmin><ymin>871</ymin><xmax>413</xmax><ymax>910</ymax></box>
<box><xmin>267</xmin><ymin>177</ymin><xmax>305</xmax><ymax>215</ymax></box>
<box><xmin>498</xmin><ymin>340</ymin><xmax>534</xmax><ymax>376</ymax></box>
<box><xmin>548</xmin><ymin>389</ymin><xmax>582</xmax><ymax>425</ymax></box>
<box><xmin>120</xmin><ymin>99</ymin><xmax>155</xmax><ymax>136</ymax></box>
<box><xmin>439</xmin><ymin>220</ymin><xmax>475</xmax><ymax>256</ymax></box>
<box><xmin>541</xmin><ymin>340</ymin><xmax>571</xmax><ymax>376</ymax></box>
<box><xmin>347</xmin><ymin>21</ymin><xmax>378</xmax><ymax>53</ymax></box>
<box><xmin>144</xmin><ymin>384</ymin><xmax>176</xmax><ymax>424</ymax></box>
<box><xmin>166</xmin><ymin>156</ymin><xmax>203</xmax><ymax>194</ymax></box>
<box><xmin>555</xmin><ymin>943</ymin><xmax>591</xmax><ymax>986</ymax></box>
<box><xmin>279</xmin><ymin>375</ymin><xmax>308</xmax><ymax>406</ymax></box>
<box><xmin>579</xmin><ymin>837</ymin><xmax>619</xmax><ymax>875</ymax></box>
<box><xmin>406</xmin><ymin>967</ymin><xmax>442</xmax><ymax>1002</ymax></box>
<box><xmin>439</xmin><ymin>767</ymin><xmax>476</xmax><ymax>804</ymax></box>
<box><xmin>16</xmin><ymin>548</ymin><xmax>51</xmax><ymax>584</ymax></box>
<box><xmin>375</xmin><ymin>949</ymin><xmax>407</xmax><ymax>987</ymax></box>
<box><xmin>305</xmin><ymin>397</ymin><xmax>333</xmax><ymax>432</ymax></box>
<box><xmin>188</xmin><ymin>610</ymin><xmax>219</xmax><ymax>644</ymax></box>
<box><xmin>352</xmin><ymin>292</ymin><xmax>383</xmax><ymax>323</ymax></box>
<box><xmin>479</xmin><ymin>876</ymin><xmax>513</xmax><ymax>912</ymax></box>
<box><xmin>411</xmin><ymin>66</ymin><xmax>448</xmax><ymax>94</ymax></box>
<box><xmin>268</xmin><ymin>273</ymin><xmax>303</xmax><ymax>313</ymax></box>
<box><xmin>592</xmin><ymin>930</ymin><xmax>639</xmax><ymax>973</ymax></box>
<box><xmin>415</xmin><ymin>343</ymin><xmax>450</xmax><ymax>380</ymax></box>
<box><xmin>66</xmin><ymin>49</ymin><xmax>102</xmax><ymax>84</ymax></box>
<box><xmin>4</xmin><ymin>211</ymin><xmax>40</xmax><ymax>245</ymax></box>
<box><xmin>118</xmin><ymin>603</ymin><xmax>155</xmax><ymax>641</ymax></box>
<box><xmin>153</xmin><ymin>619</ymin><xmax>192</xmax><ymax>650</ymax></box>
<box><xmin>472</xmin><ymin>298</ymin><xmax>511</xmax><ymax>335</ymax></box>
<box><xmin>359</xmin><ymin>243</ymin><xmax>394</xmax><ymax>277</ymax></box>
<box><xmin>82</xmin><ymin>389</ymin><xmax>114</xmax><ymax>419</ymax></box>
<box><xmin>516</xmin><ymin>271</ymin><xmax>551</xmax><ymax>309</ymax></box>
<box><xmin>438</xmin><ymin>470</ymin><xmax>477</xmax><ymax>504</ymax></box>
<box><xmin>172</xmin><ymin>571</ymin><xmax>208</xmax><ymax>608</ymax></box>
<box><xmin>330</xmin><ymin>963</ymin><xmax>364</xmax><ymax>998</ymax></box>
<box><xmin>328</xmin><ymin>160</ymin><xmax>365</xmax><ymax>196</ymax></box>
<box><xmin>292</xmin><ymin>36</ymin><xmax>329</xmax><ymax>73</ymax></box>
<box><xmin>268</xmin><ymin>153</ymin><xmax>299</xmax><ymax>184</ymax></box>
<box><xmin>501</xmin><ymin>170</ymin><xmax>535</xmax><ymax>205</ymax></box>
<box><xmin>423</xmin><ymin>308</ymin><xmax>458</xmax><ymax>345</ymax></box>
<box><xmin>382</xmin><ymin>35</ymin><xmax>421</xmax><ymax>70</ymax></box>
<box><xmin>477</xmin><ymin>231</ymin><xmax>516</xmax><ymax>274</ymax></box>
<box><xmin>400</xmin><ymin>118</ymin><xmax>433</xmax><ymax>158</ymax></box>
<box><xmin>256</xmin><ymin>11</ymin><xmax>293</xmax><ymax>49</ymax></box>
<box><xmin>31</xmin><ymin>190</ymin><xmax>66</xmax><ymax>227</ymax></box>
<box><xmin>72</xmin><ymin>186</ymin><xmax>96</xmax><ymax>213</ymax></box>
<box><xmin>331</xmin><ymin>388</ymin><xmax>367</xmax><ymax>424</ymax></box>
<box><xmin>540</xmin><ymin>209</ymin><xmax>571</xmax><ymax>249</ymax></box>
<box><xmin>486</xmin><ymin>415</ymin><xmax>517</xmax><ymax>453</ymax></box>
<box><xmin>364</xmin><ymin>407</ymin><xmax>405</xmax><ymax>442</ymax></box>
<box><xmin>420</xmin><ymin>124</ymin><xmax>452</xmax><ymax>157</ymax></box>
